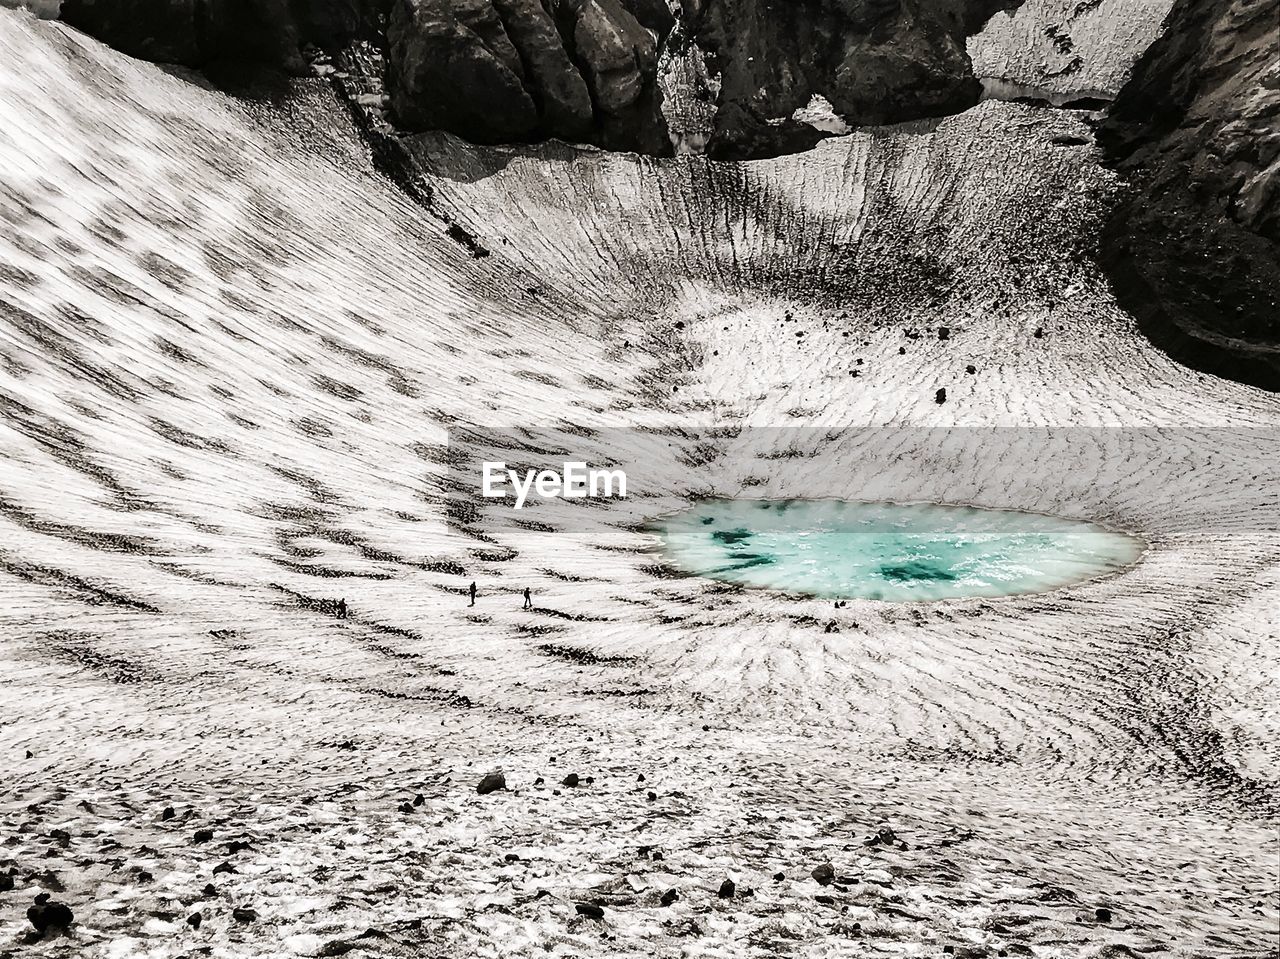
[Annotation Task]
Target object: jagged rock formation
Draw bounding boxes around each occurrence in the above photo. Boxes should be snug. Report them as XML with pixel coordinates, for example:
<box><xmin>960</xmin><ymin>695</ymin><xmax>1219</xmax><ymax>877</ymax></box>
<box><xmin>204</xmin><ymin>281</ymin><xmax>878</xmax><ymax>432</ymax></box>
<box><xmin>384</xmin><ymin>0</ymin><xmax>672</xmax><ymax>152</ymax></box>
<box><xmin>1099</xmin><ymin>0</ymin><xmax>1280</xmax><ymax>390</ymax></box>
<box><xmin>383</xmin><ymin>0</ymin><xmax>1035</xmax><ymax>155</ymax></box>
<box><xmin>679</xmin><ymin>0</ymin><xmax>1018</xmax><ymax>158</ymax></box>
<box><xmin>54</xmin><ymin>0</ymin><xmax>672</xmax><ymax>151</ymax></box>
<box><xmin>53</xmin><ymin>0</ymin><xmax>1022</xmax><ymax>156</ymax></box>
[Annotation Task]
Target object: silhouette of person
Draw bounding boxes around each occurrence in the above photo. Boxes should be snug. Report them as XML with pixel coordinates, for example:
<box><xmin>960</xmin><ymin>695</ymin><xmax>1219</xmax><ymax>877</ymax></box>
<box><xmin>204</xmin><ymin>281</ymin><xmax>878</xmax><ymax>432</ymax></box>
<box><xmin>522</xmin><ymin>587</ymin><xmax>532</xmax><ymax>610</ymax></box>
<box><xmin>468</xmin><ymin>581</ymin><xmax>477</xmax><ymax>607</ymax></box>
<box><xmin>337</xmin><ymin>598</ymin><xmax>347</xmax><ymax>619</ymax></box>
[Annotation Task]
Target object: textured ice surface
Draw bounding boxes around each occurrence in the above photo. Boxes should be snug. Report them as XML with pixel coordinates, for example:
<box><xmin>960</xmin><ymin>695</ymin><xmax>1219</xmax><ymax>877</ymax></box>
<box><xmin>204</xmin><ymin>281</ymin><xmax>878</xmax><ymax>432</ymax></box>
<box><xmin>655</xmin><ymin>500</ymin><xmax>1145</xmax><ymax>600</ymax></box>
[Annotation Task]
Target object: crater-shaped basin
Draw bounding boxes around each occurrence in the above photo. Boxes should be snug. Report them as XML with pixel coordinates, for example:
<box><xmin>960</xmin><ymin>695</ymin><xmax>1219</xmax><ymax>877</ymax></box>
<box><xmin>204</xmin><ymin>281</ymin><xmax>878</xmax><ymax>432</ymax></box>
<box><xmin>653</xmin><ymin>500</ymin><xmax>1144</xmax><ymax>601</ymax></box>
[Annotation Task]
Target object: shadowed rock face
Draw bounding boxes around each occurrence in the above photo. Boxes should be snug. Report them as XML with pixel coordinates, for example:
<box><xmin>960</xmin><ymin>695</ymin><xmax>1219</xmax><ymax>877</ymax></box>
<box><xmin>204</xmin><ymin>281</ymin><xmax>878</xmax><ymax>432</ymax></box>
<box><xmin>386</xmin><ymin>0</ymin><xmax>544</xmax><ymax>141</ymax></box>
<box><xmin>1099</xmin><ymin>0</ymin><xmax>1280</xmax><ymax>390</ymax></box>
<box><xmin>57</xmin><ymin>0</ymin><xmax>388</xmax><ymax>67</ymax></box>
<box><xmin>384</xmin><ymin>0</ymin><xmax>672</xmax><ymax>152</ymax></box>
<box><xmin>681</xmin><ymin>0</ymin><xmax>1017</xmax><ymax>158</ymax></box>
<box><xmin>55</xmin><ymin>0</ymin><xmax>1016</xmax><ymax>156</ymax></box>
<box><xmin>56</xmin><ymin>0</ymin><xmax>384</xmax><ymax>66</ymax></box>
<box><xmin>382</xmin><ymin>0</ymin><xmax>1020</xmax><ymax>155</ymax></box>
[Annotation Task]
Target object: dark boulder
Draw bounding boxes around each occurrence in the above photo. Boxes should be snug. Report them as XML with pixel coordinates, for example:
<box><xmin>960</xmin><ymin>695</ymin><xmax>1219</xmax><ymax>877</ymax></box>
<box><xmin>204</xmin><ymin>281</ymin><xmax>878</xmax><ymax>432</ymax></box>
<box><xmin>490</xmin><ymin>0</ymin><xmax>594</xmax><ymax>139</ymax></box>
<box><xmin>476</xmin><ymin>770</ymin><xmax>507</xmax><ymax>794</ymax></box>
<box><xmin>385</xmin><ymin>0</ymin><xmax>670</xmax><ymax>151</ymax></box>
<box><xmin>26</xmin><ymin>894</ymin><xmax>73</xmax><ymax>938</ymax></box>
<box><xmin>561</xmin><ymin>0</ymin><xmax>662</xmax><ymax>147</ymax></box>
<box><xmin>387</xmin><ymin>0</ymin><xmax>540</xmax><ymax>142</ymax></box>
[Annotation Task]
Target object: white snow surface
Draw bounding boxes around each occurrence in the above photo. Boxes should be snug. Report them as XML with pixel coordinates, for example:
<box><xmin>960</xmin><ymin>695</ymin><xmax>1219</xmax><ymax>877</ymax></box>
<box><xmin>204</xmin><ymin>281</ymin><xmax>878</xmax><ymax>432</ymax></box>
<box><xmin>0</xmin><ymin>11</ymin><xmax>1278</xmax><ymax>958</ymax></box>
<box><xmin>791</xmin><ymin>94</ymin><xmax>852</xmax><ymax>135</ymax></box>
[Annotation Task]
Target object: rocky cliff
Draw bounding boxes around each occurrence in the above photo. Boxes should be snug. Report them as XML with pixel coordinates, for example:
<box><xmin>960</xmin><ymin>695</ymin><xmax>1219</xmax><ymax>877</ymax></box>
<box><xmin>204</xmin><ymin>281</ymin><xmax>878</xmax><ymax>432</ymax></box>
<box><xmin>384</xmin><ymin>0</ymin><xmax>673</xmax><ymax>152</ymax></box>
<box><xmin>54</xmin><ymin>0</ymin><xmax>1015</xmax><ymax>156</ymax></box>
<box><xmin>1099</xmin><ymin>0</ymin><xmax>1279</xmax><ymax>389</ymax></box>
<box><xmin>679</xmin><ymin>0</ymin><xmax>1015</xmax><ymax>158</ymax></box>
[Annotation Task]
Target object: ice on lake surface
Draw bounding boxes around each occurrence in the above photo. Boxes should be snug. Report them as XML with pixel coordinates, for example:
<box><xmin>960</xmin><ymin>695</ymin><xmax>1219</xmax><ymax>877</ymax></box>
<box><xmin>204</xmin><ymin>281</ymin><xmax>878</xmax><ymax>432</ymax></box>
<box><xmin>655</xmin><ymin>500</ymin><xmax>1145</xmax><ymax>600</ymax></box>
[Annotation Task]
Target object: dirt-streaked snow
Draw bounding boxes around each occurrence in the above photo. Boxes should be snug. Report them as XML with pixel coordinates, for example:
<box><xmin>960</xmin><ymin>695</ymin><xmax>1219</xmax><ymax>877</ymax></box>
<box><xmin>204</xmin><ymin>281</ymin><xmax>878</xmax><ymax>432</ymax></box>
<box><xmin>0</xmin><ymin>10</ymin><xmax>1277</xmax><ymax>958</ymax></box>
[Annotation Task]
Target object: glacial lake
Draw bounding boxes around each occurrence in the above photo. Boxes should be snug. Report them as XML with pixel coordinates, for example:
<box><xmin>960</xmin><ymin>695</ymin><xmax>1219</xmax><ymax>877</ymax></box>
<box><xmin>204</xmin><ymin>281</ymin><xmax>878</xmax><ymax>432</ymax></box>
<box><xmin>653</xmin><ymin>500</ymin><xmax>1144</xmax><ymax>601</ymax></box>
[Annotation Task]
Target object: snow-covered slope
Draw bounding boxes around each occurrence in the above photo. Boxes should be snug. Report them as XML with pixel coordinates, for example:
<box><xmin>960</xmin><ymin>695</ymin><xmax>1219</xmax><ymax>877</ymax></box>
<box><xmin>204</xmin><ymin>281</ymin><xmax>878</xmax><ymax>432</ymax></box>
<box><xmin>0</xmin><ymin>10</ymin><xmax>1277</xmax><ymax>957</ymax></box>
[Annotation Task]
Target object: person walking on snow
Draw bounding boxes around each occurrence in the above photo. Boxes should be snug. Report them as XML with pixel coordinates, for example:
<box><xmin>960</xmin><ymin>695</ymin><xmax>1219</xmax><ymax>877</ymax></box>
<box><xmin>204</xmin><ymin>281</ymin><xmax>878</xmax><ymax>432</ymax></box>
<box><xmin>468</xmin><ymin>581</ymin><xmax>477</xmax><ymax>607</ymax></box>
<box><xmin>523</xmin><ymin>587</ymin><xmax>532</xmax><ymax>610</ymax></box>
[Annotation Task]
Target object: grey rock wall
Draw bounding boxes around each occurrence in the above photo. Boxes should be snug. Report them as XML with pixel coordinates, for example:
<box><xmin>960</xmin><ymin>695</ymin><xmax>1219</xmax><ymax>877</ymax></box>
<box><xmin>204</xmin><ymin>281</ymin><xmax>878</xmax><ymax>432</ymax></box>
<box><xmin>57</xmin><ymin>0</ymin><xmax>1018</xmax><ymax>157</ymax></box>
<box><xmin>1099</xmin><ymin>0</ymin><xmax>1280</xmax><ymax>390</ymax></box>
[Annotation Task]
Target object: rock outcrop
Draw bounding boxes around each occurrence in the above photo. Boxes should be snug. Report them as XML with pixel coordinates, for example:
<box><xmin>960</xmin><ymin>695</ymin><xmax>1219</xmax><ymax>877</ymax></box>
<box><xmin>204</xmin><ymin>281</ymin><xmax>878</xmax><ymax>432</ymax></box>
<box><xmin>385</xmin><ymin>0</ymin><xmax>671</xmax><ymax>152</ymax></box>
<box><xmin>1099</xmin><ymin>0</ymin><xmax>1280</xmax><ymax>390</ymax></box>
<box><xmin>678</xmin><ymin>0</ymin><xmax>1017</xmax><ymax>158</ymax></box>
<box><xmin>56</xmin><ymin>0</ymin><xmax>1019</xmax><ymax>157</ymax></box>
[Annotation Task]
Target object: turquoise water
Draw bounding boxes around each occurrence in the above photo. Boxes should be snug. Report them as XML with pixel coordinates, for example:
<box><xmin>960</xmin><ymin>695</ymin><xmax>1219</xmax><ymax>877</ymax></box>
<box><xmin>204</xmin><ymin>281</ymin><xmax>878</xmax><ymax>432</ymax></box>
<box><xmin>653</xmin><ymin>500</ymin><xmax>1144</xmax><ymax>601</ymax></box>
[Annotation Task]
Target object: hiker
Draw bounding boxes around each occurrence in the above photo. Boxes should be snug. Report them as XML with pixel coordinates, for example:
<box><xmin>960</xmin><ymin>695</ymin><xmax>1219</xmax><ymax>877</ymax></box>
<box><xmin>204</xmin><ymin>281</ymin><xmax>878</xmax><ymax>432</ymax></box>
<box><xmin>522</xmin><ymin>587</ymin><xmax>532</xmax><ymax>610</ymax></box>
<box><xmin>337</xmin><ymin>598</ymin><xmax>347</xmax><ymax>619</ymax></box>
<box><xmin>468</xmin><ymin>581</ymin><xmax>476</xmax><ymax>607</ymax></box>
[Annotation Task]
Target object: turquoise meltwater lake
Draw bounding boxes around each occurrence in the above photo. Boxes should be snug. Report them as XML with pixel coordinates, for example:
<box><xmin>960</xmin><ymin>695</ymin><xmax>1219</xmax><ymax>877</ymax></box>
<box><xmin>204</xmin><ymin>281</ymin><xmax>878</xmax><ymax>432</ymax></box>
<box><xmin>653</xmin><ymin>500</ymin><xmax>1144</xmax><ymax>601</ymax></box>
